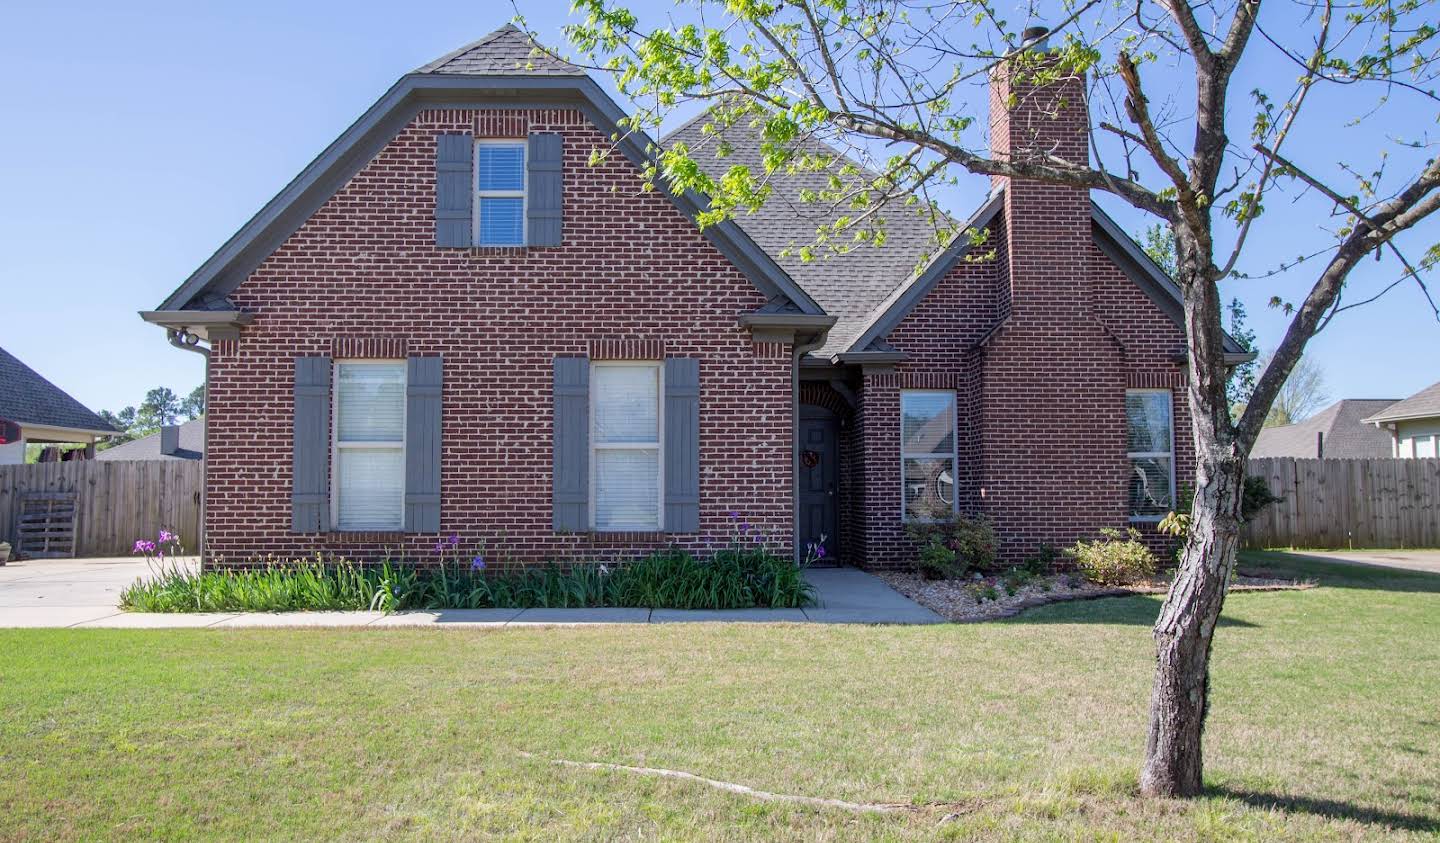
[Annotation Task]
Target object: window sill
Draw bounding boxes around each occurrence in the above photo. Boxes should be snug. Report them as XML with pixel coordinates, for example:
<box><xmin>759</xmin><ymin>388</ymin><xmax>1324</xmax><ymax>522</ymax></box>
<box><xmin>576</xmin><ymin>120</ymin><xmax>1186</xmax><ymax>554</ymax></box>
<box><xmin>323</xmin><ymin>530</ymin><xmax>408</xmax><ymax>542</ymax></box>
<box><xmin>571</xmin><ymin>530</ymin><xmax>672</xmax><ymax>545</ymax></box>
<box><xmin>466</xmin><ymin>245</ymin><xmax>552</xmax><ymax>256</ymax></box>
<box><xmin>1127</xmin><ymin>516</ymin><xmax>1166</xmax><ymax>524</ymax></box>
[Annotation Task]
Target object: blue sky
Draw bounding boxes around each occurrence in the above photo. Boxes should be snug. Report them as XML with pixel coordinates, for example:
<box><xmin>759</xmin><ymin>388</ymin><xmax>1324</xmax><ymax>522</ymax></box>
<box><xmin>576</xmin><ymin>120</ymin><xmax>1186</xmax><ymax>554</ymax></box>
<box><xmin>3</xmin><ymin>1</ymin><xmax>1436</xmax><ymax>418</ymax></box>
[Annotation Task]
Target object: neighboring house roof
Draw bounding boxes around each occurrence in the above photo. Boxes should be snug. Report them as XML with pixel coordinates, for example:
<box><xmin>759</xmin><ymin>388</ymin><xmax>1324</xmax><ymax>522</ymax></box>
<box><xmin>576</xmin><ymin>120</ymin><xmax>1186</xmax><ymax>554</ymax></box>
<box><xmin>662</xmin><ymin>113</ymin><xmax>956</xmax><ymax>356</ymax></box>
<box><xmin>1363</xmin><ymin>380</ymin><xmax>1440</xmax><ymax>425</ymax></box>
<box><xmin>0</xmin><ymin>346</ymin><xmax>116</xmax><ymax>436</ymax></box>
<box><xmin>151</xmin><ymin>24</ymin><xmax>823</xmax><ymax>323</ymax></box>
<box><xmin>1251</xmin><ymin>399</ymin><xmax>1400</xmax><ymax>458</ymax></box>
<box><xmin>94</xmin><ymin>418</ymin><xmax>205</xmax><ymax>461</ymax></box>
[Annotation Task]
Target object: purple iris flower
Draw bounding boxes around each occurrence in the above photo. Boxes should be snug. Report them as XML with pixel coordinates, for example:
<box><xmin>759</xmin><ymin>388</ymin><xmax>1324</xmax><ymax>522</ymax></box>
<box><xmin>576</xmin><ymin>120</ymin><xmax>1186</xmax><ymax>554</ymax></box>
<box><xmin>471</xmin><ymin>556</ymin><xmax>486</xmax><ymax>571</ymax></box>
<box><xmin>449</xmin><ymin>534</ymin><xmax>460</xmax><ymax>546</ymax></box>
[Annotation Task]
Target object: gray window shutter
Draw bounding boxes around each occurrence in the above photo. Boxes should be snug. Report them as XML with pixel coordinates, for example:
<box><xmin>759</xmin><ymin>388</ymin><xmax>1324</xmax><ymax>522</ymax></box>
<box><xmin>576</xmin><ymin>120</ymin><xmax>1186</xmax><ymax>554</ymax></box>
<box><xmin>291</xmin><ymin>356</ymin><xmax>331</xmax><ymax>532</ymax></box>
<box><xmin>552</xmin><ymin>357</ymin><xmax>589</xmax><ymax>531</ymax></box>
<box><xmin>527</xmin><ymin>133</ymin><xmax>563</xmax><ymax>247</ymax></box>
<box><xmin>435</xmin><ymin>133</ymin><xmax>472</xmax><ymax>248</ymax></box>
<box><xmin>404</xmin><ymin>356</ymin><xmax>443</xmax><ymax>533</ymax></box>
<box><xmin>664</xmin><ymin>358</ymin><xmax>700</xmax><ymax>533</ymax></box>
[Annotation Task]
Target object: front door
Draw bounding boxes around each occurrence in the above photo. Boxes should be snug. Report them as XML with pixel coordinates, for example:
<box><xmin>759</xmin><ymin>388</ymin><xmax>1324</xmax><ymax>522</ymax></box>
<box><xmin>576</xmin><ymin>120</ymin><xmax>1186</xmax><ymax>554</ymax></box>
<box><xmin>798</xmin><ymin>409</ymin><xmax>839</xmax><ymax>564</ymax></box>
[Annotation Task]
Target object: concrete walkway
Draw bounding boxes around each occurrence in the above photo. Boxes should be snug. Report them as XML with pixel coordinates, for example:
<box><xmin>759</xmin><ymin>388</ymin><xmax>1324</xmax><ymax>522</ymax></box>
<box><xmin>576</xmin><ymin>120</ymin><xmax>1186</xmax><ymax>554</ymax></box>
<box><xmin>0</xmin><ymin>557</ymin><xmax>943</xmax><ymax>628</ymax></box>
<box><xmin>1277</xmin><ymin>549</ymin><xmax>1440</xmax><ymax>575</ymax></box>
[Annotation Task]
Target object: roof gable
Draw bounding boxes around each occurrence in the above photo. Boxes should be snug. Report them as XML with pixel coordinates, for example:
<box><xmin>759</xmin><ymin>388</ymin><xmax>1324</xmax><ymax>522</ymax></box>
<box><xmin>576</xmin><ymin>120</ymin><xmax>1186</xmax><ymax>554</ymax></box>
<box><xmin>155</xmin><ymin>28</ymin><xmax>822</xmax><ymax>317</ymax></box>
<box><xmin>842</xmin><ymin>195</ymin><xmax>1252</xmax><ymax>359</ymax></box>
<box><xmin>1364</xmin><ymin>380</ymin><xmax>1440</xmax><ymax>424</ymax></box>
<box><xmin>0</xmin><ymin>346</ymin><xmax>116</xmax><ymax>435</ymax></box>
<box><xmin>414</xmin><ymin>24</ymin><xmax>585</xmax><ymax>76</ymax></box>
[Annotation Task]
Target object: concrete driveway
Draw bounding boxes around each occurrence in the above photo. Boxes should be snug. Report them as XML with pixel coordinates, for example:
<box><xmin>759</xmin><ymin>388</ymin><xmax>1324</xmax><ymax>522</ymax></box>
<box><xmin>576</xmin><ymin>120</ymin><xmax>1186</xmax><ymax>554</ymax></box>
<box><xmin>0</xmin><ymin>557</ymin><xmax>942</xmax><ymax>628</ymax></box>
<box><xmin>0</xmin><ymin>556</ymin><xmax>180</xmax><ymax>627</ymax></box>
<box><xmin>1282</xmin><ymin>549</ymin><xmax>1440</xmax><ymax>575</ymax></box>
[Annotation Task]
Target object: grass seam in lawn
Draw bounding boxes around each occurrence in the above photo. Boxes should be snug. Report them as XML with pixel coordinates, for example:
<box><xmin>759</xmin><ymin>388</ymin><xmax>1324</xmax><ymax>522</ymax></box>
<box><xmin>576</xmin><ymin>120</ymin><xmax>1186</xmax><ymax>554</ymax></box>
<box><xmin>517</xmin><ymin>751</ymin><xmax>915</xmax><ymax>814</ymax></box>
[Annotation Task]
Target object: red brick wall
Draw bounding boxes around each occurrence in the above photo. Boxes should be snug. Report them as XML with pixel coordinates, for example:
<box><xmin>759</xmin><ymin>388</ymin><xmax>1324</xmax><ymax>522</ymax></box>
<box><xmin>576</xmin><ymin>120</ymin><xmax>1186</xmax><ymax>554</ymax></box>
<box><xmin>204</xmin><ymin>107</ymin><xmax>794</xmax><ymax>566</ymax></box>
<box><xmin>855</xmin><ymin>62</ymin><xmax>1193</xmax><ymax>569</ymax></box>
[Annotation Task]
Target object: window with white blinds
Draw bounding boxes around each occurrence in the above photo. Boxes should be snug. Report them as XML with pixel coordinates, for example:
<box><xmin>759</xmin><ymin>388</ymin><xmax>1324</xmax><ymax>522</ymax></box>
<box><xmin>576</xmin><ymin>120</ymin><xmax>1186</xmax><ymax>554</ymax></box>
<box><xmin>1126</xmin><ymin>389</ymin><xmax>1175</xmax><ymax>519</ymax></box>
<box><xmin>474</xmin><ymin>141</ymin><xmax>526</xmax><ymax>246</ymax></box>
<box><xmin>333</xmin><ymin>361</ymin><xmax>406</xmax><ymax>530</ymax></box>
<box><xmin>591</xmin><ymin>362</ymin><xmax>662</xmax><ymax>531</ymax></box>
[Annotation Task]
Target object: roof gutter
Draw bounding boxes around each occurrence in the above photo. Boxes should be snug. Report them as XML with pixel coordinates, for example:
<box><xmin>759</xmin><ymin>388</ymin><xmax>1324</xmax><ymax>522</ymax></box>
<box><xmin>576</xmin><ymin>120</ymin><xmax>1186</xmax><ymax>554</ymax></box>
<box><xmin>1363</xmin><ymin>411</ymin><xmax>1436</xmax><ymax>426</ymax></box>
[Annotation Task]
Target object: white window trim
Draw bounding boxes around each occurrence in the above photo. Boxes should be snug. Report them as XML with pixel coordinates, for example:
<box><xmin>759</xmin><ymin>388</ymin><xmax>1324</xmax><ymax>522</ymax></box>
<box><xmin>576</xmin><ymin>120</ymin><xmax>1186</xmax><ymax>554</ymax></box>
<box><xmin>330</xmin><ymin>359</ymin><xmax>407</xmax><ymax>532</ymax></box>
<box><xmin>1126</xmin><ymin>388</ymin><xmax>1176</xmax><ymax>522</ymax></box>
<box><xmin>900</xmin><ymin>389</ymin><xmax>959</xmax><ymax>523</ymax></box>
<box><xmin>589</xmin><ymin>360</ymin><xmax>665</xmax><ymax>532</ymax></box>
<box><xmin>473</xmin><ymin>139</ymin><xmax>527</xmax><ymax>247</ymax></box>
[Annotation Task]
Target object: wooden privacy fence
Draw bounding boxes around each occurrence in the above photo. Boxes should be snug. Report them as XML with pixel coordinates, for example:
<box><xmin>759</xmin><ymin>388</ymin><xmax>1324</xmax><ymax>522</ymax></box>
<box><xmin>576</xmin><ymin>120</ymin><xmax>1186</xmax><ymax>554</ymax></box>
<box><xmin>0</xmin><ymin>460</ymin><xmax>203</xmax><ymax>558</ymax></box>
<box><xmin>1242</xmin><ymin>457</ymin><xmax>1440</xmax><ymax>549</ymax></box>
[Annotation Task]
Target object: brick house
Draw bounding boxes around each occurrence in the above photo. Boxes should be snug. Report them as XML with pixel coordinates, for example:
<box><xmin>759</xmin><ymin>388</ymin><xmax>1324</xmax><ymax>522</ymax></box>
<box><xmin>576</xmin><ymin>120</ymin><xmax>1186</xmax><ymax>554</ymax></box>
<box><xmin>143</xmin><ymin>25</ymin><xmax>1248</xmax><ymax>570</ymax></box>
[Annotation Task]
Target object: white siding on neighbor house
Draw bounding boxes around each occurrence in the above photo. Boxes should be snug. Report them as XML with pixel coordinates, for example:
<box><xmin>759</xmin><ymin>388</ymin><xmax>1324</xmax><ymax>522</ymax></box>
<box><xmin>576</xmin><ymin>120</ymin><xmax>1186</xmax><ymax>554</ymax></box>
<box><xmin>0</xmin><ymin>440</ymin><xmax>24</xmax><ymax>465</ymax></box>
<box><xmin>1396</xmin><ymin>418</ymin><xmax>1440</xmax><ymax>458</ymax></box>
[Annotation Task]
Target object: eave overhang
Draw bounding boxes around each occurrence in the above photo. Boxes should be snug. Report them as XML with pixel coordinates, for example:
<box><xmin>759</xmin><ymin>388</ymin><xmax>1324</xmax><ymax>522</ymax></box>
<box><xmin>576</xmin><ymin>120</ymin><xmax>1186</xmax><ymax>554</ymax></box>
<box><xmin>140</xmin><ymin>310</ymin><xmax>255</xmax><ymax>342</ymax></box>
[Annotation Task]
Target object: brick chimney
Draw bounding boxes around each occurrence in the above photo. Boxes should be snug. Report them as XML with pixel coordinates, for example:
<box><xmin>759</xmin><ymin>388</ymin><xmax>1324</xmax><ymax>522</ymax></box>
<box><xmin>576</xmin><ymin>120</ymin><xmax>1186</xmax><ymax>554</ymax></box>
<box><xmin>988</xmin><ymin>27</ymin><xmax>1093</xmax><ymax>321</ymax></box>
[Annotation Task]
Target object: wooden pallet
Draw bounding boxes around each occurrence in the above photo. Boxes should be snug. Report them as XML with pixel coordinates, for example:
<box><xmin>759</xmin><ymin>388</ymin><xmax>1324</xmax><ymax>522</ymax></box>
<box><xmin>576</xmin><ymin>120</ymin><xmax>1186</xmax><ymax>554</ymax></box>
<box><xmin>15</xmin><ymin>492</ymin><xmax>78</xmax><ymax>559</ymax></box>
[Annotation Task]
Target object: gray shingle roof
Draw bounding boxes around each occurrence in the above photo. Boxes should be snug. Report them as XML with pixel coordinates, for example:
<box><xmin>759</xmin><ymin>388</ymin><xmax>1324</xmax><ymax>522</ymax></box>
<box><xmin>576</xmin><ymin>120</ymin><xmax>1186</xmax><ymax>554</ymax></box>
<box><xmin>1362</xmin><ymin>380</ymin><xmax>1440</xmax><ymax>424</ymax></box>
<box><xmin>662</xmin><ymin>112</ymin><xmax>955</xmax><ymax>356</ymax></box>
<box><xmin>415</xmin><ymin>24</ymin><xmax>585</xmax><ymax>76</ymax></box>
<box><xmin>1251</xmin><ymin>399</ymin><xmax>1400</xmax><ymax>458</ymax></box>
<box><xmin>95</xmin><ymin>417</ymin><xmax>204</xmax><ymax>461</ymax></box>
<box><xmin>0</xmin><ymin>346</ymin><xmax>116</xmax><ymax>435</ymax></box>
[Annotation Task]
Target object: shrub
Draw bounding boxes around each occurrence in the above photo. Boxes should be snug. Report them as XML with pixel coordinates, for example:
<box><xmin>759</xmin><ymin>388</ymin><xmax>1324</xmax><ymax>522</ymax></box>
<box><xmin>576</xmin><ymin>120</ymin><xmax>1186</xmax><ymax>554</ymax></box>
<box><xmin>914</xmin><ymin>538</ymin><xmax>960</xmax><ymax>581</ymax></box>
<box><xmin>905</xmin><ymin>514</ymin><xmax>998</xmax><ymax>580</ymax></box>
<box><xmin>967</xmin><ymin>582</ymin><xmax>999</xmax><ymax>603</ymax></box>
<box><xmin>1066</xmin><ymin>528</ymin><xmax>1158</xmax><ymax>586</ymax></box>
<box><xmin>1241</xmin><ymin>475</ymin><xmax>1283</xmax><ymax>521</ymax></box>
<box><xmin>1020</xmin><ymin>545</ymin><xmax>1059</xmax><ymax>576</ymax></box>
<box><xmin>1159</xmin><ymin>475</ymin><xmax>1284</xmax><ymax>554</ymax></box>
<box><xmin>1001</xmin><ymin>565</ymin><xmax>1038</xmax><ymax>595</ymax></box>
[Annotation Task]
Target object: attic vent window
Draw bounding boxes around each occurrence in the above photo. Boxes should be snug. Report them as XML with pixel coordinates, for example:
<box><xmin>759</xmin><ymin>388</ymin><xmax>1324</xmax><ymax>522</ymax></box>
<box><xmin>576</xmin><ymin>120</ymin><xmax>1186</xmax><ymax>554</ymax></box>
<box><xmin>475</xmin><ymin>141</ymin><xmax>526</xmax><ymax>246</ymax></box>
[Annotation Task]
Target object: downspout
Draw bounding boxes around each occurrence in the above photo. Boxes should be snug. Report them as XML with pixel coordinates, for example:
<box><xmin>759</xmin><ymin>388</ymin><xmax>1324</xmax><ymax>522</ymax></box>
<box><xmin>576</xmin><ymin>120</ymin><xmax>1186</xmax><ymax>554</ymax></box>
<box><xmin>166</xmin><ymin>330</ymin><xmax>210</xmax><ymax>567</ymax></box>
<box><xmin>791</xmin><ymin>334</ymin><xmax>827</xmax><ymax>563</ymax></box>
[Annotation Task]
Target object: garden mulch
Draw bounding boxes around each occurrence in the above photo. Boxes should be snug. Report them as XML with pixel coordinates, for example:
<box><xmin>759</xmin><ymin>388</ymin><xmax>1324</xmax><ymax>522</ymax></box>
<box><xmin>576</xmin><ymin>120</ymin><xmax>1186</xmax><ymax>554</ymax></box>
<box><xmin>875</xmin><ymin>570</ymin><xmax>1314</xmax><ymax>623</ymax></box>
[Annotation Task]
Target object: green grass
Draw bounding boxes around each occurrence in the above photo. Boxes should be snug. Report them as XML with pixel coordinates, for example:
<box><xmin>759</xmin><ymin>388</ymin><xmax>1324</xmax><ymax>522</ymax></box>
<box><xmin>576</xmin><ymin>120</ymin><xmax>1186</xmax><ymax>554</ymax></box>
<box><xmin>3</xmin><ymin>550</ymin><xmax>1437</xmax><ymax>840</ymax></box>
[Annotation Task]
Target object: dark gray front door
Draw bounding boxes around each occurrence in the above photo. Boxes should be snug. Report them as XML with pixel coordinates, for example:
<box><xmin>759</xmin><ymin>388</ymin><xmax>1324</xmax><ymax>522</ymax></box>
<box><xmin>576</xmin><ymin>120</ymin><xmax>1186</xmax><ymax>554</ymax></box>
<box><xmin>798</xmin><ymin>410</ymin><xmax>839</xmax><ymax>564</ymax></box>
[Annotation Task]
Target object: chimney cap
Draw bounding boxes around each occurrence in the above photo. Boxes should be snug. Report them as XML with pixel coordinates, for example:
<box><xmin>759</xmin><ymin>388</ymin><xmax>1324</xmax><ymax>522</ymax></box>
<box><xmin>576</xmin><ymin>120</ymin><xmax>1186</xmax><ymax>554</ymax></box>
<box><xmin>1022</xmin><ymin>25</ymin><xmax>1051</xmax><ymax>51</ymax></box>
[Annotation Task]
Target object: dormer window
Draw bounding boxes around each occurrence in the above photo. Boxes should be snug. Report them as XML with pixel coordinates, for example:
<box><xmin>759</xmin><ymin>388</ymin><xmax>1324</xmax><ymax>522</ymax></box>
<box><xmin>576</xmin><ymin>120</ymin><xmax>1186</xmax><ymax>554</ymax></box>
<box><xmin>475</xmin><ymin>141</ymin><xmax>526</xmax><ymax>246</ymax></box>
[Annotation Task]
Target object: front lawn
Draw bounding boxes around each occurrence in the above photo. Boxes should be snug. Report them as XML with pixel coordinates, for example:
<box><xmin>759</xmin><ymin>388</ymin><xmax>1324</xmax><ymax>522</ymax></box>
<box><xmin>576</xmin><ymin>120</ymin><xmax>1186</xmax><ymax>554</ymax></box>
<box><xmin>2</xmin><ymin>551</ymin><xmax>1436</xmax><ymax>840</ymax></box>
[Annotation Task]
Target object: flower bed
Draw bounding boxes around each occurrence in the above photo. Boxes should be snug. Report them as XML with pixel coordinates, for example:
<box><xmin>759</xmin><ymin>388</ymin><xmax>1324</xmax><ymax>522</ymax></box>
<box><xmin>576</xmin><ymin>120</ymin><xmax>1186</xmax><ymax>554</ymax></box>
<box><xmin>877</xmin><ymin>570</ymin><xmax>1314</xmax><ymax>622</ymax></box>
<box><xmin>120</xmin><ymin>521</ymin><xmax>817</xmax><ymax>613</ymax></box>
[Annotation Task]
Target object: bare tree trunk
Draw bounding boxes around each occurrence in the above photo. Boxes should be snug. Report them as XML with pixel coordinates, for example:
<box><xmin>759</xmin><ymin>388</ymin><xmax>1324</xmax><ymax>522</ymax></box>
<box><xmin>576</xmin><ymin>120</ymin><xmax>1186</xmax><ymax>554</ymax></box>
<box><xmin>1139</xmin><ymin>443</ymin><xmax>1245</xmax><ymax>796</ymax></box>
